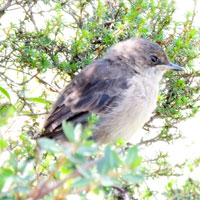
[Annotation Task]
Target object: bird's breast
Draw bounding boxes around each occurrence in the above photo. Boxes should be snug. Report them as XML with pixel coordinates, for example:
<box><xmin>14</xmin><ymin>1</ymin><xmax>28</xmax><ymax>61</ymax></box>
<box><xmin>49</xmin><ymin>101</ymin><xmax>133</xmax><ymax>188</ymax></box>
<box><xmin>95</xmin><ymin>75</ymin><xmax>160</xmax><ymax>144</ymax></box>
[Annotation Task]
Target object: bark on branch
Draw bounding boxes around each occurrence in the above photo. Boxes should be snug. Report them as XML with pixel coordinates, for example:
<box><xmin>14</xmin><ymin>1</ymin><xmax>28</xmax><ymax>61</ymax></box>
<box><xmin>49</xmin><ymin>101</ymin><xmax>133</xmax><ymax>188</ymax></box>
<box><xmin>0</xmin><ymin>0</ymin><xmax>12</xmax><ymax>18</ymax></box>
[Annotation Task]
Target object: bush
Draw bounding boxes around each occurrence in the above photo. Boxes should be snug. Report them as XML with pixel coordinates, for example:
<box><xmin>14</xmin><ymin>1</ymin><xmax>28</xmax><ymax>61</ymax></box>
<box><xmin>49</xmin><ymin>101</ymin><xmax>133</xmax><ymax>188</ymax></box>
<box><xmin>0</xmin><ymin>0</ymin><xmax>200</xmax><ymax>199</ymax></box>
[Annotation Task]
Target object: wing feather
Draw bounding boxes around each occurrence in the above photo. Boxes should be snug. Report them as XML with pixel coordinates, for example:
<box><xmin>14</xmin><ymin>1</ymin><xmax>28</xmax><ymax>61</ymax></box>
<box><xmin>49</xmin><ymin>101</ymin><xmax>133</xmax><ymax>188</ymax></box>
<box><xmin>40</xmin><ymin>59</ymin><xmax>132</xmax><ymax>138</ymax></box>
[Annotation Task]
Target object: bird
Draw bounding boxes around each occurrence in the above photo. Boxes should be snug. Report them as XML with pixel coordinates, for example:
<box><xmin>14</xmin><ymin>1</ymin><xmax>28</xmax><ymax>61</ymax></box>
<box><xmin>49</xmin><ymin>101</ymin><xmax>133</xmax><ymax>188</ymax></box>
<box><xmin>39</xmin><ymin>38</ymin><xmax>184</xmax><ymax>144</ymax></box>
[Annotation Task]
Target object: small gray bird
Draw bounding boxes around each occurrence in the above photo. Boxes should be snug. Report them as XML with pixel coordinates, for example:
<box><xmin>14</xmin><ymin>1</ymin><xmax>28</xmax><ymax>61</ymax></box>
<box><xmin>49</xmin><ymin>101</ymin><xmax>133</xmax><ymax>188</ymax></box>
<box><xmin>40</xmin><ymin>38</ymin><xmax>183</xmax><ymax>144</ymax></box>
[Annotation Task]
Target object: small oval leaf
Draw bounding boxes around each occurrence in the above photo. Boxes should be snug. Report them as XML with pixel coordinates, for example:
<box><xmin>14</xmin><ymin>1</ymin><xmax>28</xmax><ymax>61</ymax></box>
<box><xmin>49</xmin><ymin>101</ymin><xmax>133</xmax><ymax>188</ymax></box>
<box><xmin>0</xmin><ymin>86</ymin><xmax>11</xmax><ymax>101</ymax></box>
<box><xmin>38</xmin><ymin>138</ymin><xmax>62</xmax><ymax>153</ymax></box>
<box><xmin>26</xmin><ymin>97</ymin><xmax>50</xmax><ymax>105</ymax></box>
<box><xmin>62</xmin><ymin>121</ymin><xmax>75</xmax><ymax>142</ymax></box>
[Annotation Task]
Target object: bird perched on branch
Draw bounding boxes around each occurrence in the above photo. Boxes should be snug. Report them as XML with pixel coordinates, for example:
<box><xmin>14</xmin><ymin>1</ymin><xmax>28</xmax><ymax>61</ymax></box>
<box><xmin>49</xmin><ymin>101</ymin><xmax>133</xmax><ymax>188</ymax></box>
<box><xmin>39</xmin><ymin>38</ymin><xmax>183</xmax><ymax>144</ymax></box>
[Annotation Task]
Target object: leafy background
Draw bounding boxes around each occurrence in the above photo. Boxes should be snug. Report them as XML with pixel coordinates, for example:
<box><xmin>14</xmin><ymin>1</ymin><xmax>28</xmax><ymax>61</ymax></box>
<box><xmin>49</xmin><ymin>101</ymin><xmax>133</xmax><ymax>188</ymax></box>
<box><xmin>0</xmin><ymin>0</ymin><xmax>200</xmax><ymax>199</ymax></box>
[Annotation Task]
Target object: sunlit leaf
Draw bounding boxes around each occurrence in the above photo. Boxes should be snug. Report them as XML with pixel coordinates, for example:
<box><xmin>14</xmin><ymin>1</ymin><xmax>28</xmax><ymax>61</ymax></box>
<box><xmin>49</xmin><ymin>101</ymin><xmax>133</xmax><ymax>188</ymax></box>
<box><xmin>77</xmin><ymin>166</ymin><xmax>92</xmax><ymax>178</ymax></box>
<box><xmin>76</xmin><ymin>145</ymin><xmax>97</xmax><ymax>156</ymax></box>
<box><xmin>26</xmin><ymin>97</ymin><xmax>51</xmax><ymax>105</ymax></box>
<box><xmin>0</xmin><ymin>104</ymin><xmax>16</xmax><ymax>127</ymax></box>
<box><xmin>0</xmin><ymin>168</ymin><xmax>13</xmax><ymax>190</ymax></box>
<box><xmin>38</xmin><ymin>138</ymin><xmax>62</xmax><ymax>153</ymax></box>
<box><xmin>73</xmin><ymin>178</ymin><xmax>93</xmax><ymax>188</ymax></box>
<box><xmin>125</xmin><ymin>146</ymin><xmax>140</xmax><ymax>168</ymax></box>
<box><xmin>81</xmin><ymin>127</ymin><xmax>92</xmax><ymax>140</ymax></box>
<box><xmin>97</xmin><ymin>146</ymin><xmax>121</xmax><ymax>175</ymax></box>
<box><xmin>74</xmin><ymin>123</ymin><xmax>82</xmax><ymax>142</ymax></box>
<box><xmin>14</xmin><ymin>186</ymin><xmax>30</xmax><ymax>194</ymax></box>
<box><xmin>0</xmin><ymin>138</ymin><xmax>7</xmax><ymax>151</ymax></box>
<box><xmin>97</xmin><ymin>158</ymin><xmax>110</xmax><ymax>176</ymax></box>
<box><xmin>123</xmin><ymin>174</ymin><xmax>143</xmax><ymax>184</ymax></box>
<box><xmin>105</xmin><ymin>146</ymin><xmax>120</xmax><ymax>169</ymax></box>
<box><xmin>62</xmin><ymin>121</ymin><xmax>74</xmax><ymax>142</ymax></box>
<box><xmin>0</xmin><ymin>86</ymin><xmax>11</xmax><ymax>101</ymax></box>
<box><xmin>100</xmin><ymin>177</ymin><xmax>116</xmax><ymax>186</ymax></box>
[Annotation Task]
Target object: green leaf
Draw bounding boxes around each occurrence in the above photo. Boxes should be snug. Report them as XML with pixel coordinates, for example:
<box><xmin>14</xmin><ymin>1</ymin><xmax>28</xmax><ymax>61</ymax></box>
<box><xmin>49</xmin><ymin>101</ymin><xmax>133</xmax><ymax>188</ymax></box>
<box><xmin>26</xmin><ymin>97</ymin><xmax>50</xmax><ymax>105</ymax></box>
<box><xmin>63</xmin><ymin>145</ymin><xmax>85</xmax><ymax>164</ymax></box>
<box><xmin>97</xmin><ymin>158</ymin><xmax>110</xmax><ymax>176</ymax></box>
<box><xmin>76</xmin><ymin>145</ymin><xmax>97</xmax><ymax>156</ymax></box>
<box><xmin>62</xmin><ymin>121</ymin><xmax>74</xmax><ymax>142</ymax></box>
<box><xmin>73</xmin><ymin>153</ymin><xmax>86</xmax><ymax>164</ymax></box>
<box><xmin>105</xmin><ymin>146</ymin><xmax>120</xmax><ymax>169</ymax></box>
<box><xmin>131</xmin><ymin>156</ymin><xmax>142</xmax><ymax>168</ymax></box>
<box><xmin>0</xmin><ymin>104</ymin><xmax>16</xmax><ymax>127</ymax></box>
<box><xmin>77</xmin><ymin>166</ymin><xmax>92</xmax><ymax>178</ymax></box>
<box><xmin>9</xmin><ymin>155</ymin><xmax>18</xmax><ymax>170</ymax></box>
<box><xmin>0</xmin><ymin>86</ymin><xmax>11</xmax><ymax>101</ymax></box>
<box><xmin>97</xmin><ymin>146</ymin><xmax>120</xmax><ymax>175</ymax></box>
<box><xmin>0</xmin><ymin>138</ymin><xmax>7</xmax><ymax>151</ymax></box>
<box><xmin>81</xmin><ymin>127</ymin><xmax>92</xmax><ymax>140</ymax></box>
<box><xmin>14</xmin><ymin>186</ymin><xmax>30</xmax><ymax>194</ymax></box>
<box><xmin>38</xmin><ymin>138</ymin><xmax>62</xmax><ymax>153</ymax></box>
<box><xmin>123</xmin><ymin>174</ymin><xmax>143</xmax><ymax>184</ymax></box>
<box><xmin>125</xmin><ymin>146</ymin><xmax>139</xmax><ymax>167</ymax></box>
<box><xmin>87</xmin><ymin>113</ymin><xmax>99</xmax><ymax>124</ymax></box>
<box><xmin>20</xmin><ymin>111</ymin><xmax>38</xmax><ymax>119</ymax></box>
<box><xmin>0</xmin><ymin>168</ymin><xmax>13</xmax><ymax>190</ymax></box>
<box><xmin>74</xmin><ymin>123</ymin><xmax>82</xmax><ymax>142</ymax></box>
<box><xmin>115</xmin><ymin>138</ymin><xmax>125</xmax><ymax>147</ymax></box>
<box><xmin>73</xmin><ymin>178</ymin><xmax>93</xmax><ymax>188</ymax></box>
<box><xmin>100</xmin><ymin>177</ymin><xmax>116</xmax><ymax>186</ymax></box>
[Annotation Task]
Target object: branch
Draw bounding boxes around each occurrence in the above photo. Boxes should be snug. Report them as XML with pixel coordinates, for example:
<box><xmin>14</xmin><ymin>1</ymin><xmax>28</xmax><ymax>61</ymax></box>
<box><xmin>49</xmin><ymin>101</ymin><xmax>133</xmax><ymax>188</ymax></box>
<box><xmin>0</xmin><ymin>0</ymin><xmax>12</xmax><ymax>18</ymax></box>
<box><xmin>27</xmin><ymin>158</ymin><xmax>101</xmax><ymax>200</ymax></box>
<box><xmin>113</xmin><ymin>186</ymin><xmax>130</xmax><ymax>200</ymax></box>
<box><xmin>18</xmin><ymin>112</ymin><xmax>49</xmax><ymax>116</ymax></box>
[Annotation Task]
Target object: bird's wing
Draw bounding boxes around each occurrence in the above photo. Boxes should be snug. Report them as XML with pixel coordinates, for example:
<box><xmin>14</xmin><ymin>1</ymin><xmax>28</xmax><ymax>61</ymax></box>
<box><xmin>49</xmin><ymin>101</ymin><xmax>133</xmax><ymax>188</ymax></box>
<box><xmin>40</xmin><ymin>59</ymin><xmax>131</xmax><ymax>138</ymax></box>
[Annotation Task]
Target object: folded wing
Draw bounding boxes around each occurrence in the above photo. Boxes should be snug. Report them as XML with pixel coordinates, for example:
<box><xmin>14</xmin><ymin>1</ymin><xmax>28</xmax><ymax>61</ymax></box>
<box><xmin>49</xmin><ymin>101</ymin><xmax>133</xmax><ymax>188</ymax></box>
<box><xmin>40</xmin><ymin>59</ymin><xmax>132</xmax><ymax>139</ymax></box>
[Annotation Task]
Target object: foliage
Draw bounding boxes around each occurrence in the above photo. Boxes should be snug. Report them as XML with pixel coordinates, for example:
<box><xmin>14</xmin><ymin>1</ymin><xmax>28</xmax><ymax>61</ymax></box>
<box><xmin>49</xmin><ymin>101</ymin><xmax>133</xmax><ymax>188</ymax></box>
<box><xmin>0</xmin><ymin>0</ymin><xmax>200</xmax><ymax>199</ymax></box>
<box><xmin>0</xmin><ymin>122</ymin><xmax>143</xmax><ymax>199</ymax></box>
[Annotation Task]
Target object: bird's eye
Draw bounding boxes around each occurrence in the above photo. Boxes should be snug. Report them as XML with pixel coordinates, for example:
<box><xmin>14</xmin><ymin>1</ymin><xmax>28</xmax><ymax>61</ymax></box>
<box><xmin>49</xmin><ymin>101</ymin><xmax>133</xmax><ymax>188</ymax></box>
<box><xmin>150</xmin><ymin>55</ymin><xmax>158</xmax><ymax>63</ymax></box>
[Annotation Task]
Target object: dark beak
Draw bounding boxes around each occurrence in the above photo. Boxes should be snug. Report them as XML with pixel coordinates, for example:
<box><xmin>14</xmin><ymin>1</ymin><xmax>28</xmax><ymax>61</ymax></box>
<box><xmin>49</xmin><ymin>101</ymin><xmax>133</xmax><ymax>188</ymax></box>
<box><xmin>166</xmin><ymin>63</ymin><xmax>184</xmax><ymax>71</ymax></box>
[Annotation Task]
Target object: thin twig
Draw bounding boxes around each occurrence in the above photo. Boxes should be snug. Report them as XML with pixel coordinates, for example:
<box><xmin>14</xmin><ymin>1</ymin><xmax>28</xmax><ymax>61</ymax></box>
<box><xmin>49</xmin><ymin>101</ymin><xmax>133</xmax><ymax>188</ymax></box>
<box><xmin>113</xmin><ymin>186</ymin><xmax>130</xmax><ymax>200</ymax></box>
<box><xmin>18</xmin><ymin>112</ymin><xmax>49</xmax><ymax>116</ymax></box>
<box><xmin>0</xmin><ymin>0</ymin><xmax>13</xmax><ymax>18</ymax></box>
<box><xmin>27</xmin><ymin>158</ymin><xmax>101</xmax><ymax>200</ymax></box>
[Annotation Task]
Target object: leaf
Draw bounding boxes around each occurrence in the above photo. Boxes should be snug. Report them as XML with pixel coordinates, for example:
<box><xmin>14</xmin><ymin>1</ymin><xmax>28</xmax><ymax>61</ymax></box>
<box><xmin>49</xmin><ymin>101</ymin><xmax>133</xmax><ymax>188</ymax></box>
<box><xmin>0</xmin><ymin>104</ymin><xmax>16</xmax><ymax>127</ymax></box>
<box><xmin>74</xmin><ymin>123</ymin><xmax>82</xmax><ymax>142</ymax></box>
<box><xmin>0</xmin><ymin>138</ymin><xmax>7</xmax><ymax>151</ymax></box>
<box><xmin>87</xmin><ymin>113</ymin><xmax>99</xmax><ymax>124</ymax></box>
<box><xmin>26</xmin><ymin>97</ymin><xmax>50</xmax><ymax>105</ymax></box>
<box><xmin>73</xmin><ymin>153</ymin><xmax>86</xmax><ymax>164</ymax></box>
<box><xmin>14</xmin><ymin>186</ymin><xmax>30</xmax><ymax>194</ymax></box>
<box><xmin>38</xmin><ymin>138</ymin><xmax>62</xmax><ymax>153</ymax></box>
<box><xmin>115</xmin><ymin>138</ymin><xmax>125</xmax><ymax>147</ymax></box>
<box><xmin>63</xmin><ymin>149</ymin><xmax>81</xmax><ymax>164</ymax></box>
<box><xmin>100</xmin><ymin>177</ymin><xmax>116</xmax><ymax>186</ymax></box>
<box><xmin>77</xmin><ymin>167</ymin><xmax>91</xmax><ymax>178</ymax></box>
<box><xmin>132</xmin><ymin>156</ymin><xmax>142</xmax><ymax>168</ymax></box>
<box><xmin>123</xmin><ymin>174</ymin><xmax>143</xmax><ymax>184</ymax></box>
<box><xmin>81</xmin><ymin>127</ymin><xmax>92</xmax><ymax>140</ymax></box>
<box><xmin>9</xmin><ymin>155</ymin><xmax>18</xmax><ymax>170</ymax></box>
<box><xmin>97</xmin><ymin>146</ymin><xmax>121</xmax><ymax>175</ymax></box>
<box><xmin>105</xmin><ymin>146</ymin><xmax>120</xmax><ymax>169</ymax></box>
<box><xmin>76</xmin><ymin>145</ymin><xmax>97</xmax><ymax>156</ymax></box>
<box><xmin>125</xmin><ymin>146</ymin><xmax>139</xmax><ymax>167</ymax></box>
<box><xmin>0</xmin><ymin>168</ymin><xmax>13</xmax><ymax>190</ymax></box>
<box><xmin>62</xmin><ymin>121</ymin><xmax>74</xmax><ymax>142</ymax></box>
<box><xmin>20</xmin><ymin>111</ymin><xmax>38</xmax><ymax>119</ymax></box>
<box><xmin>73</xmin><ymin>178</ymin><xmax>93</xmax><ymax>188</ymax></box>
<box><xmin>97</xmin><ymin>158</ymin><xmax>110</xmax><ymax>176</ymax></box>
<box><xmin>0</xmin><ymin>86</ymin><xmax>11</xmax><ymax>101</ymax></box>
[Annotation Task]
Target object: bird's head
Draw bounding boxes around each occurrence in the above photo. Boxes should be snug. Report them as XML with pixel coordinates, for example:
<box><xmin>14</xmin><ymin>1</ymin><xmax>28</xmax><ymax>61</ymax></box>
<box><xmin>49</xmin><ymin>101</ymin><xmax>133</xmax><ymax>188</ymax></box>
<box><xmin>104</xmin><ymin>38</ymin><xmax>184</xmax><ymax>77</ymax></box>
